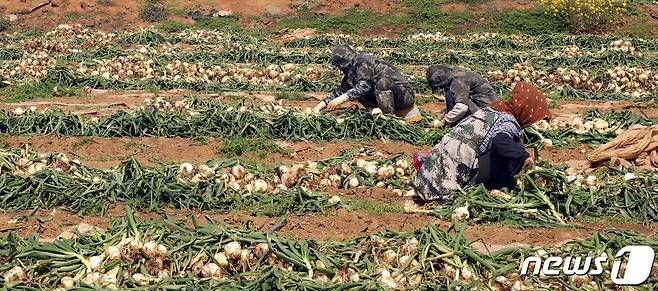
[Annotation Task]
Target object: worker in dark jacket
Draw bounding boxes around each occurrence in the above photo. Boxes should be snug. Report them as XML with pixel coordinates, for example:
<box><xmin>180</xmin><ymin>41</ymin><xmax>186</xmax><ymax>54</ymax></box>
<box><xmin>313</xmin><ymin>45</ymin><xmax>422</xmax><ymax>123</ymax></box>
<box><xmin>426</xmin><ymin>64</ymin><xmax>498</xmax><ymax>127</ymax></box>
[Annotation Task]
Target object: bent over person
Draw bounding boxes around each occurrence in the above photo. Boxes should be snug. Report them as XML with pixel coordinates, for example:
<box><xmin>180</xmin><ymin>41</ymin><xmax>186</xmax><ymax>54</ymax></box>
<box><xmin>313</xmin><ymin>45</ymin><xmax>422</xmax><ymax>123</ymax></box>
<box><xmin>410</xmin><ymin>81</ymin><xmax>551</xmax><ymax>204</ymax></box>
<box><xmin>426</xmin><ymin>64</ymin><xmax>498</xmax><ymax>127</ymax></box>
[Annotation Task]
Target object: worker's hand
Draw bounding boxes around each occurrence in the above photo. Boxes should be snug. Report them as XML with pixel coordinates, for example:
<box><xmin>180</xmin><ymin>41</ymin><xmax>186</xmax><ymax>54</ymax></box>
<box><xmin>326</xmin><ymin>94</ymin><xmax>349</xmax><ymax>111</ymax></box>
<box><xmin>522</xmin><ymin>156</ymin><xmax>535</xmax><ymax>173</ymax></box>
<box><xmin>313</xmin><ymin>101</ymin><xmax>327</xmax><ymax>112</ymax></box>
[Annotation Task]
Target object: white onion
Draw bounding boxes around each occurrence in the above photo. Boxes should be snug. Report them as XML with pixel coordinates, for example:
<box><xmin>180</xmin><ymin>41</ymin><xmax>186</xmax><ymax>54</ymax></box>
<box><xmin>381</xmin><ymin>250</ymin><xmax>397</xmax><ymax>265</ymax></box>
<box><xmin>395</xmin><ymin>158</ymin><xmax>410</xmax><ymax>169</ymax></box>
<box><xmin>340</xmin><ymin>163</ymin><xmax>351</xmax><ymax>174</ymax></box>
<box><xmin>60</xmin><ymin>276</ymin><xmax>75</xmax><ymax>288</ymax></box>
<box><xmin>348</xmin><ymin>177</ymin><xmax>360</xmax><ymax>188</ymax></box>
<box><xmin>231</xmin><ymin>165</ymin><xmax>246</xmax><ymax>179</ymax></box>
<box><xmin>585</xmin><ymin>175</ymin><xmax>598</xmax><ymax>186</ymax></box>
<box><xmin>105</xmin><ymin>245</ymin><xmax>121</xmax><ymax>260</ymax></box>
<box><xmin>255</xmin><ymin>243</ymin><xmax>269</xmax><ymax>258</ymax></box>
<box><xmin>214</xmin><ymin>252</ymin><xmax>229</xmax><ymax>268</ymax></box>
<box><xmin>83</xmin><ymin>272</ymin><xmax>101</xmax><ymax>285</ymax></box>
<box><xmin>224</xmin><ymin>241</ymin><xmax>242</xmax><ymax>260</ymax></box>
<box><xmin>3</xmin><ymin>266</ymin><xmax>27</xmax><ymax>282</ymax></box>
<box><xmin>365</xmin><ymin>163</ymin><xmax>379</xmax><ymax>176</ymax></box>
<box><xmin>89</xmin><ymin>254</ymin><xmax>105</xmax><ymax>271</ymax></box>
<box><xmin>623</xmin><ymin>173</ymin><xmax>637</xmax><ymax>181</ymax></box>
<box><xmin>452</xmin><ymin>206</ymin><xmax>470</xmax><ymax>221</ymax></box>
<box><xmin>13</xmin><ymin>108</ymin><xmax>25</xmax><ymax>115</ymax></box>
<box><xmin>541</xmin><ymin>139</ymin><xmax>553</xmax><ymax>149</ymax></box>
<box><xmin>201</xmin><ymin>263</ymin><xmax>222</xmax><ymax>278</ymax></box>
<box><xmin>328</xmin><ymin>195</ymin><xmax>341</xmax><ymax>205</ymax></box>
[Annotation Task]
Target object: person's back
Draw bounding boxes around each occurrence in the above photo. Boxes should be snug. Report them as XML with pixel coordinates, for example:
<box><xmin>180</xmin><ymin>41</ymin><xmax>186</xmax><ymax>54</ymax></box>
<box><xmin>449</xmin><ymin>67</ymin><xmax>497</xmax><ymax>111</ymax></box>
<box><xmin>313</xmin><ymin>45</ymin><xmax>420</xmax><ymax>123</ymax></box>
<box><xmin>426</xmin><ymin>64</ymin><xmax>497</xmax><ymax>126</ymax></box>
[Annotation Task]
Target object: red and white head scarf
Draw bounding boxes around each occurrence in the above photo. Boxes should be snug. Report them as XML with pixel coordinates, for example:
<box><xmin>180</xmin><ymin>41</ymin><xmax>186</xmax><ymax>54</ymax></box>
<box><xmin>490</xmin><ymin>81</ymin><xmax>551</xmax><ymax>128</ymax></box>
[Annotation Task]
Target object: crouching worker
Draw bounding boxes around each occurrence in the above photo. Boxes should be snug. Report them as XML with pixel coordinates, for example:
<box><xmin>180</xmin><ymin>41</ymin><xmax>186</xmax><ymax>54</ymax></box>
<box><xmin>410</xmin><ymin>81</ymin><xmax>550</xmax><ymax>204</ymax></box>
<box><xmin>426</xmin><ymin>64</ymin><xmax>498</xmax><ymax>127</ymax></box>
<box><xmin>313</xmin><ymin>45</ymin><xmax>422</xmax><ymax>123</ymax></box>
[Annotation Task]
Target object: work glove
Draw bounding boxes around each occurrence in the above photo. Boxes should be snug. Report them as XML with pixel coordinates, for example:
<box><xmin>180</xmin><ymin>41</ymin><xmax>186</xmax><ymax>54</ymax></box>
<box><xmin>313</xmin><ymin>100</ymin><xmax>327</xmax><ymax>112</ymax></box>
<box><xmin>326</xmin><ymin>93</ymin><xmax>349</xmax><ymax>111</ymax></box>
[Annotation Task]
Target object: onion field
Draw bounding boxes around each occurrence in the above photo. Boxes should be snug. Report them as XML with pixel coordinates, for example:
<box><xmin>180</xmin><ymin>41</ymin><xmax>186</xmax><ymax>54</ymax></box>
<box><xmin>0</xmin><ymin>25</ymin><xmax>657</xmax><ymax>290</ymax></box>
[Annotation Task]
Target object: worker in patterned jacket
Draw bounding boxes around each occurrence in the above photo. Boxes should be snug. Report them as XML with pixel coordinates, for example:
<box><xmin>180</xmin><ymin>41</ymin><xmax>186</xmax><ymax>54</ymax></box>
<box><xmin>313</xmin><ymin>45</ymin><xmax>423</xmax><ymax>124</ymax></box>
<box><xmin>409</xmin><ymin>82</ymin><xmax>551</xmax><ymax>204</ymax></box>
<box><xmin>426</xmin><ymin>64</ymin><xmax>498</xmax><ymax>127</ymax></box>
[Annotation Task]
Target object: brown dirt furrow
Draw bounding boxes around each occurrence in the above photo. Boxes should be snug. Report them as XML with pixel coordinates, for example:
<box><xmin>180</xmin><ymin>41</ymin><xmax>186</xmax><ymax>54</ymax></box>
<box><xmin>3</xmin><ymin>135</ymin><xmax>588</xmax><ymax>168</ymax></box>
<box><xmin>0</xmin><ymin>207</ymin><xmax>654</xmax><ymax>248</ymax></box>
<box><xmin>3</xmin><ymin>89</ymin><xmax>657</xmax><ymax>118</ymax></box>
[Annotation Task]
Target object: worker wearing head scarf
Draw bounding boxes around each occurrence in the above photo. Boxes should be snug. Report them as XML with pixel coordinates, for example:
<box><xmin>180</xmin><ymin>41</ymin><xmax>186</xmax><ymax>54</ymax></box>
<box><xmin>410</xmin><ymin>81</ymin><xmax>550</xmax><ymax>203</ymax></box>
<box><xmin>313</xmin><ymin>45</ymin><xmax>422</xmax><ymax>123</ymax></box>
<box><xmin>426</xmin><ymin>64</ymin><xmax>498</xmax><ymax>127</ymax></box>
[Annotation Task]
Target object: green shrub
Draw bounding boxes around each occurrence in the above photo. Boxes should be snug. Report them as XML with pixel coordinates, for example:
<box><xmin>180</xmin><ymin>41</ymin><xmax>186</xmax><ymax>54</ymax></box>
<box><xmin>538</xmin><ymin>0</ymin><xmax>628</xmax><ymax>33</ymax></box>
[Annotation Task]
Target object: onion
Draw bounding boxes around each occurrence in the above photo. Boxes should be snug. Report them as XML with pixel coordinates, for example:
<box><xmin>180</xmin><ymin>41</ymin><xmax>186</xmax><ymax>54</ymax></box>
<box><xmin>365</xmin><ymin>163</ymin><xmax>378</xmax><ymax>176</ymax></box>
<box><xmin>253</xmin><ymin>179</ymin><xmax>269</xmax><ymax>192</ymax></box>
<box><xmin>240</xmin><ymin>249</ymin><xmax>253</xmax><ymax>266</ymax></box>
<box><xmin>623</xmin><ymin>173</ymin><xmax>637</xmax><ymax>181</ymax></box>
<box><xmin>281</xmin><ymin>172</ymin><xmax>297</xmax><ymax>187</ymax></box>
<box><xmin>13</xmin><ymin>107</ymin><xmax>25</xmax><ymax>115</ymax></box>
<box><xmin>592</xmin><ymin>118</ymin><xmax>609</xmax><ymax>130</ymax></box>
<box><xmin>489</xmin><ymin>189</ymin><xmax>512</xmax><ymax>200</ymax></box>
<box><xmin>541</xmin><ymin>139</ymin><xmax>553</xmax><ymax>149</ymax></box>
<box><xmin>228</xmin><ymin>181</ymin><xmax>241</xmax><ymax>191</ymax></box>
<box><xmin>17</xmin><ymin>158</ymin><xmax>30</xmax><ymax>167</ymax></box>
<box><xmin>214</xmin><ymin>252</ymin><xmax>229</xmax><ymax>268</ymax></box>
<box><xmin>89</xmin><ymin>254</ymin><xmax>105</xmax><ymax>271</ymax></box>
<box><xmin>452</xmin><ymin>206</ymin><xmax>470</xmax><ymax>221</ymax></box>
<box><xmin>461</xmin><ymin>265</ymin><xmax>474</xmax><ymax>281</ymax></box>
<box><xmin>511</xmin><ymin>280</ymin><xmax>525</xmax><ymax>291</ymax></box>
<box><xmin>328</xmin><ymin>195</ymin><xmax>341</xmax><ymax>205</ymax></box>
<box><xmin>381</xmin><ymin>250</ymin><xmax>397</xmax><ymax>265</ymax></box>
<box><xmin>376</xmin><ymin>181</ymin><xmax>385</xmax><ymax>187</ymax></box>
<box><xmin>60</xmin><ymin>276</ymin><xmax>75</xmax><ymax>288</ymax></box>
<box><xmin>398</xmin><ymin>255</ymin><xmax>412</xmax><ymax>268</ymax></box>
<box><xmin>378</xmin><ymin>271</ymin><xmax>397</xmax><ymax>288</ymax></box>
<box><xmin>348</xmin><ymin>177</ymin><xmax>360</xmax><ymax>188</ymax></box>
<box><xmin>142</xmin><ymin>241</ymin><xmax>166</xmax><ymax>258</ymax></box>
<box><xmin>83</xmin><ymin>272</ymin><xmax>101</xmax><ymax>285</ymax></box>
<box><xmin>585</xmin><ymin>175</ymin><xmax>598</xmax><ymax>187</ymax></box>
<box><xmin>328</xmin><ymin>174</ymin><xmax>342</xmax><ymax>184</ymax></box>
<box><xmin>371</xmin><ymin>108</ymin><xmax>383</xmax><ymax>115</ymax></box>
<box><xmin>395</xmin><ymin>159</ymin><xmax>409</xmax><ymax>169</ymax></box>
<box><xmin>231</xmin><ymin>165</ymin><xmax>246</xmax><ymax>179</ymax></box>
<box><xmin>224</xmin><ymin>241</ymin><xmax>242</xmax><ymax>260</ymax></box>
<box><xmin>355</xmin><ymin>159</ymin><xmax>367</xmax><ymax>168</ymax></box>
<box><xmin>3</xmin><ymin>266</ymin><xmax>27</xmax><ymax>282</ymax></box>
<box><xmin>306</xmin><ymin>161</ymin><xmax>318</xmax><ymax>170</ymax></box>
<box><xmin>340</xmin><ymin>163</ymin><xmax>351</xmax><ymax>174</ymax></box>
<box><xmin>105</xmin><ymin>245</ymin><xmax>121</xmax><ymax>260</ymax></box>
<box><xmin>255</xmin><ymin>243</ymin><xmax>269</xmax><ymax>258</ymax></box>
<box><xmin>200</xmin><ymin>263</ymin><xmax>222</xmax><ymax>278</ymax></box>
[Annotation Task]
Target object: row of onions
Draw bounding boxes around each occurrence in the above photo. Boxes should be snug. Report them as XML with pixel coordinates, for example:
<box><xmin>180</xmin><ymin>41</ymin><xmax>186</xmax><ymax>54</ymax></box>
<box><xmin>0</xmin><ymin>144</ymin><xmax>656</xmax><ymax>226</ymax></box>
<box><xmin>3</xmin><ymin>97</ymin><xmax>650</xmax><ymax>148</ymax></box>
<box><xmin>2</xmin><ymin>207</ymin><xmax>657</xmax><ymax>290</ymax></box>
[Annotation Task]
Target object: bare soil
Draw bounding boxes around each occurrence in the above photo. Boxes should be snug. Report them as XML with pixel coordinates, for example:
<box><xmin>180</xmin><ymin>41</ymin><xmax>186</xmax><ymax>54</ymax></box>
<box><xmin>1</xmin><ymin>207</ymin><xmax>654</xmax><ymax>247</ymax></box>
<box><xmin>0</xmin><ymin>0</ymin><xmax>655</xmax><ymax>38</ymax></box>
